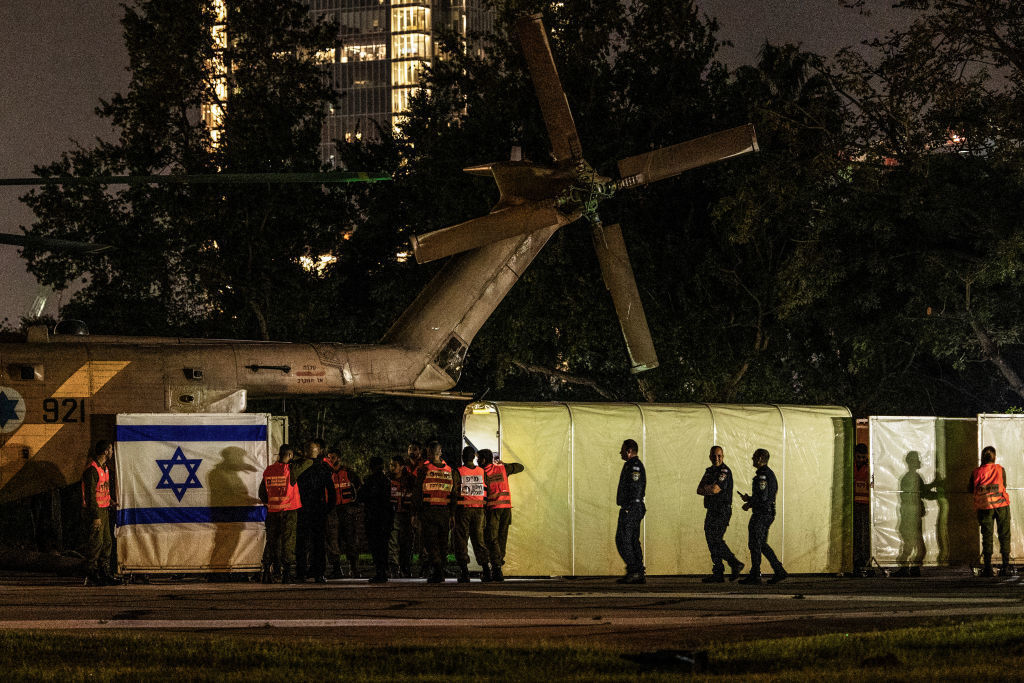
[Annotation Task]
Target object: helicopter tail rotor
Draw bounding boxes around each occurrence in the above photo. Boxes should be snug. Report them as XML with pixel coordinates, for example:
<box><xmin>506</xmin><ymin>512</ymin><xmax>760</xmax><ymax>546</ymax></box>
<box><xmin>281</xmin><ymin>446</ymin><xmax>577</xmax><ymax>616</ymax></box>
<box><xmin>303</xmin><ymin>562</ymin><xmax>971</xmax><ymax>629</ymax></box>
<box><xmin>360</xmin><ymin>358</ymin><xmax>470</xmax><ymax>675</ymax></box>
<box><xmin>592</xmin><ymin>222</ymin><xmax>658</xmax><ymax>373</ymax></box>
<box><xmin>514</xmin><ymin>14</ymin><xmax>583</xmax><ymax>164</ymax></box>
<box><xmin>616</xmin><ymin>124</ymin><xmax>759</xmax><ymax>189</ymax></box>
<box><xmin>411</xmin><ymin>200</ymin><xmax>579</xmax><ymax>265</ymax></box>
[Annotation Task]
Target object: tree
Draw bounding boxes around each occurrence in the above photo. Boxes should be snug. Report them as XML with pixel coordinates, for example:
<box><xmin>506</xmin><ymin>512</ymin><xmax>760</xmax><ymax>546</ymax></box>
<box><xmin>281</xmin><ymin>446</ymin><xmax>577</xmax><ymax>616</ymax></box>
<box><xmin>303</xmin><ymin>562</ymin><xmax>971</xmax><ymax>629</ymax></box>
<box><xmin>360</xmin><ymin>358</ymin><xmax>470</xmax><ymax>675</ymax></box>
<box><xmin>790</xmin><ymin>1</ymin><xmax>1024</xmax><ymax>413</ymax></box>
<box><xmin>21</xmin><ymin>0</ymin><xmax>357</xmax><ymax>341</ymax></box>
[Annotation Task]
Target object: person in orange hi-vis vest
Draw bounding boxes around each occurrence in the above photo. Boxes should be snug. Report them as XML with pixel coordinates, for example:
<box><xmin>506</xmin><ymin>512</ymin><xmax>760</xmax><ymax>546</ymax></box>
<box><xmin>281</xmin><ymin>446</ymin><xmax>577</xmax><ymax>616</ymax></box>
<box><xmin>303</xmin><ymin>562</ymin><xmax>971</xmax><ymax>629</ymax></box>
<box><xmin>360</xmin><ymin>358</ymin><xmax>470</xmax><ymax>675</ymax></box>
<box><xmin>478</xmin><ymin>447</ymin><xmax>525</xmax><ymax>582</ymax></box>
<box><xmin>413</xmin><ymin>440</ymin><xmax>457</xmax><ymax>583</ymax></box>
<box><xmin>325</xmin><ymin>446</ymin><xmax>363</xmax><ymax>579</ymax></box>
<box><xmin>81</xmin><ymin>439</ymin><xmax>117</xmax><ymax>586</ymax></box>
<box><xmin>258</xmin><ymin>443</ymin><xmax>302</xmax><ymax>583</ymax></box>
<box><xmin>453</xmin><ymin>446</ymin><xmax>489</xmax><ymax>583</ymax></box>
<box><xmin>969</xmin><ymin>445</ymin><xmax>1012</xmax><ymax>577</ymax></box>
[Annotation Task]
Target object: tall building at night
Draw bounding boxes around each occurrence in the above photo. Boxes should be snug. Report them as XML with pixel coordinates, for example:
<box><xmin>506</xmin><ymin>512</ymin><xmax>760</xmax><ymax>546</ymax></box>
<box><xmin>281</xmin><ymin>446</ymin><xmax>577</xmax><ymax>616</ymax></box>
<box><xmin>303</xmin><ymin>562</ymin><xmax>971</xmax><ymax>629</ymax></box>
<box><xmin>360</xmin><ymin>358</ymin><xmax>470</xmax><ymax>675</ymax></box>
<box><xmin>307</xmin><ymin>0</ymin><xmax>494</xmax><ymax>162</ymax></box>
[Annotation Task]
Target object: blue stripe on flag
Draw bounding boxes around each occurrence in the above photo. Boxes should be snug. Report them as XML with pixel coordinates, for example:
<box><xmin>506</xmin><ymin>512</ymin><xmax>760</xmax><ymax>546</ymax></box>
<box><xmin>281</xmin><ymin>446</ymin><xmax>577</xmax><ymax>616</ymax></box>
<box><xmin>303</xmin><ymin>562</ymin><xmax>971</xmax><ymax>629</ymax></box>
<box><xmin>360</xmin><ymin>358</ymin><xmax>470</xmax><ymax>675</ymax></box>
<box><xmin>116</xmin><ymin>425</ymin><xmax>268</xmax><ymax>442</ymax></box>
<box><xmin>117</xmin><ymin>506</ymin><xmax>267</xmax><ymax>525</ymax></box>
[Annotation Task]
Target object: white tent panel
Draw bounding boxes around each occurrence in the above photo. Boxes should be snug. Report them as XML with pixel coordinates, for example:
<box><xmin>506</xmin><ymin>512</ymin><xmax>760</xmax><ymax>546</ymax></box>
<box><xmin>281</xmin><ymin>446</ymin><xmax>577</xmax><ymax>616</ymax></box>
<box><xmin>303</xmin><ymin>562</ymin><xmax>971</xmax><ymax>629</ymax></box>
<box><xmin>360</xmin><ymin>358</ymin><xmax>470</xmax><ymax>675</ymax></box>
<box><xmin>869</xmin><ymin>417</ymin><xmax>977</xmax><ymax>567</ymax></box>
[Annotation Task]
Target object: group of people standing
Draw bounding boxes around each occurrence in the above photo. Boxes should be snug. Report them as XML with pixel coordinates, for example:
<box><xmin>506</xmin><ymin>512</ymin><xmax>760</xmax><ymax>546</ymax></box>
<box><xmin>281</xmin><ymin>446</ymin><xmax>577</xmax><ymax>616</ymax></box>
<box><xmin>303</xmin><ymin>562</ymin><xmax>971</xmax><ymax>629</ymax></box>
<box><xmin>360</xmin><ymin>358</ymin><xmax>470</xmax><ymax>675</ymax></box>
<box><xmin>614</xmin><ymin>440</ymin><xmax>788</xmax><ymax>585</ymax></box>
<box><xmin>259</xmin><ymin>438</ymin><xmax>525</xmax><ymax>584</ymax></box>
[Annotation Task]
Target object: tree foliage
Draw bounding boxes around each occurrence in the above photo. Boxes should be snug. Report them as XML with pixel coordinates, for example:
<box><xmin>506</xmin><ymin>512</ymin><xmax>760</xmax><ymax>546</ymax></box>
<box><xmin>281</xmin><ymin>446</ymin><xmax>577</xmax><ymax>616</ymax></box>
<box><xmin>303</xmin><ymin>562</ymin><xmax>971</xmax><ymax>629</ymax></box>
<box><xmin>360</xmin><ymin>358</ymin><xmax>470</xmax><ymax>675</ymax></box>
<box><xmin>20</xmin><ymin>0</ymin><xmax>1024</xmax><ymax>444</ymax></box>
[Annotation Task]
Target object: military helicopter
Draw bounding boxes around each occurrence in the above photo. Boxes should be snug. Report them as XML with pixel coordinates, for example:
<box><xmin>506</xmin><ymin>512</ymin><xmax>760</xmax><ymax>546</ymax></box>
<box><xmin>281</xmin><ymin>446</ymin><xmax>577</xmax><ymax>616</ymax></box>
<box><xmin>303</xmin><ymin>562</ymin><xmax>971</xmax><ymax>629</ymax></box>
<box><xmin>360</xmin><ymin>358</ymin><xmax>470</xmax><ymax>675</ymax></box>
<box><xmin>0</xmin><ymin>15</ymin><xmax>757</xmax><ymax>502</ymax></box>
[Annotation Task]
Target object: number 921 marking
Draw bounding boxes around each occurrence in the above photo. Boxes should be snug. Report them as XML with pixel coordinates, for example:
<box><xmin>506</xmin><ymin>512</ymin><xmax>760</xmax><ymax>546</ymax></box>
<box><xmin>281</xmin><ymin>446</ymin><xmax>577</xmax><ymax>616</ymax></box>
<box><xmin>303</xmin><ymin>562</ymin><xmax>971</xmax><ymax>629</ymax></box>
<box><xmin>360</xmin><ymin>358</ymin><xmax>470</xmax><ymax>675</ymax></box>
<box><xmin>42</xmin><ymin>398</ymin><xmax>86</xmax><ymax>423</ymax></box>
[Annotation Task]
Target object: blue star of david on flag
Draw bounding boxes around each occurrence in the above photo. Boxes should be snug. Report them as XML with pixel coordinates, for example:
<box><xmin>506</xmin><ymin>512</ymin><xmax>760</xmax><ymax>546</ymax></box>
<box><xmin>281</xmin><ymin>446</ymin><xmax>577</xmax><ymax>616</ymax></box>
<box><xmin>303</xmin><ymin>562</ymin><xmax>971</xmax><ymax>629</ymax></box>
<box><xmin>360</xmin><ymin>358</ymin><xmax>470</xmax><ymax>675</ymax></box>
<box><xmin>0</xmin><ymin>391</ymin><xmax>21</xmax><ymax>429</ymax></box>
<box><xmin>155</xmin><ymin>447</ymin><xmax>203</xmax><ymax>501</ymax></box>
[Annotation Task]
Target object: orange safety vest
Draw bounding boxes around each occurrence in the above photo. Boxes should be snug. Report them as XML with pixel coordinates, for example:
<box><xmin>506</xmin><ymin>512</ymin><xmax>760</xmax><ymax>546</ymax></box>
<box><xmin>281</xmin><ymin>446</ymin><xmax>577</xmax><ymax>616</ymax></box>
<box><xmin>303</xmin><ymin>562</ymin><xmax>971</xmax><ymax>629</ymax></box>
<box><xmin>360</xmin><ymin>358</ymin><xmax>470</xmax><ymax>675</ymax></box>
<box><xmin>854</xmin><ymin>463</ymin><xmax>870</xmax><ymax>505</ymax></box>
<box><xmin>972</xmin><ymin>463</ymin><xmax>1009</xmax><ymax>510</ymax></box>
<box><xmin>263</xmin><ymin>462</ymin><xmax>301</xmax><ymax>512</ymax></box>
<box><xmin>333</xmin><ymin>468</ymin><xmax>356</xmax><ymax>505</ymax></box>
<box><xmin>457</xmin><ymin>465</ymin><xmax>486</xmax><ymax>508</ymax></box>
<box><xmin>81</xmin><ymin>461</ymin><xmax>110</xmax><ymax>508</ymax></box>
<box><xmin>421</xmin><ymin>462</ymin><xmax>454</xmax><ymax>506</ymax></box>
<box><xmin>484</xmin><ymin>463</ymin><xmax>511</xmax><ymax>509</ymax></box>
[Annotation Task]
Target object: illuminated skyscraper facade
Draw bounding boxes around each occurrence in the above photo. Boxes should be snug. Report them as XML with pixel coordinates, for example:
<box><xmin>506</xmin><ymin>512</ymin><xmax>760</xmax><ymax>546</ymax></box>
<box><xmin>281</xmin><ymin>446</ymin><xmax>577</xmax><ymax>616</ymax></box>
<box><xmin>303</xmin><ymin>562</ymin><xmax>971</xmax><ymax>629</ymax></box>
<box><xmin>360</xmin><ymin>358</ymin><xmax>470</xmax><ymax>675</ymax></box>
<box><xmin>307</xmin><ymin>0</ymin><xmax>493</xmax><ymax>162</ymax></box>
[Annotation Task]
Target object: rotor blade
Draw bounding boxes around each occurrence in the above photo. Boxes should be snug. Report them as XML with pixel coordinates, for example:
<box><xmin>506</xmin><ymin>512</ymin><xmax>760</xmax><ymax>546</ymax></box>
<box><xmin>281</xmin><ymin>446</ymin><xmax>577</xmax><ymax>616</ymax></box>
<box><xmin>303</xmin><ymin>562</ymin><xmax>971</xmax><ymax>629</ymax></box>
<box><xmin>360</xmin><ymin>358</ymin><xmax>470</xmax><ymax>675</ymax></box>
<box><xmin>0</xmin><ymin>233</ymin><xmax>114</xmax><ymax>255</ymax></box>
<box><xmin>0</xmin><ymin>171</ymin><xmax>390</xmax><ymax>186</ymax></box>
<box><xmin>616</xmin><ymin>124</ymin><xmax>759</xmax><ymax>188</ymax></box>
<box><xmin>592</xmin><ymin>223</ymin><xmax>658</xmax><ymax>374</ymax></box>
<box><xmin>515</xmin><ymin>14</ymin><xmax>582</xmax><ymax>163</ymax></box>
<box><xmin>411</xmin><ymin>201</ymin><xmax>577</xmax><ymax>264</ymax></box>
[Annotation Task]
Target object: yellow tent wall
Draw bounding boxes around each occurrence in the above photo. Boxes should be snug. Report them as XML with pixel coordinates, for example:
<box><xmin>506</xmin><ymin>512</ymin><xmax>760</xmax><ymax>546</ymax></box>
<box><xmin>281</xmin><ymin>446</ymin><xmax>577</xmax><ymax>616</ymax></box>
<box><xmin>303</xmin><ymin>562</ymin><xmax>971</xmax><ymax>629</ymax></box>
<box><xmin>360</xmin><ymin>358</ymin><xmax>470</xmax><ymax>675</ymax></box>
<box><xmin>462</xmin><ymin>402</ymin><xmax>853</xmax><ymax>576</ymax></box>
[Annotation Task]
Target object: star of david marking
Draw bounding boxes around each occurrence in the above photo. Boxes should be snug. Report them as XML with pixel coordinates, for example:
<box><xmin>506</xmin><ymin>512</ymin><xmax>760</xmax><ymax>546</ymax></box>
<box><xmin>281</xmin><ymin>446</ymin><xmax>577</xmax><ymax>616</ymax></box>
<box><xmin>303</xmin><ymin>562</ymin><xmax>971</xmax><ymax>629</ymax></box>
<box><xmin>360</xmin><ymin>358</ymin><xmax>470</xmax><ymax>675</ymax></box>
<box><xmin>156</xmin><ymin>447</ymin><xmax>203</xmax><ymax>501</ymax></box>
<box><xmin>0</xmin><ymin>391</ymin><xmax>20</xmax><ymax>429</ymax></box>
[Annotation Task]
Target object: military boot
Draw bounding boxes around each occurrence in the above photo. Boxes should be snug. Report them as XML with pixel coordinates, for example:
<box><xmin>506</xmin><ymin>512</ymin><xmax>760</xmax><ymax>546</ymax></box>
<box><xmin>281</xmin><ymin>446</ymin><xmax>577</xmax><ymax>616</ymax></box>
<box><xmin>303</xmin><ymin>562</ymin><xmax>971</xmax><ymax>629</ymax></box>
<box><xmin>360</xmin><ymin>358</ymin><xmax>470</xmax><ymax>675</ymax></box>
<box><xmin>492</xmin><ymin>564</ymin><xmax>504</xmax><ymax>582</ymax></box>
<box><xmin>282</xmin><ymin>567</ymin><xmax>297</xmax><ymax>584</ymax></box>
<box><xmin>728</xmin><ymin>560</ymin><xmax>745</xmax><ymax>582</ymax></box>
<box><xmin>456</xmin><ymin>565</ymin><xmax>470</xmax><ymax>583</ymax></box>
<box><xmin>480</xmin><ymin>562</ymin><xmax>493</xmax><ymax>583</ymax></box>
<box><xmin>260</xmin><ymin>566</ymin><xmax>274</xmax><ymax>584</ymax></box>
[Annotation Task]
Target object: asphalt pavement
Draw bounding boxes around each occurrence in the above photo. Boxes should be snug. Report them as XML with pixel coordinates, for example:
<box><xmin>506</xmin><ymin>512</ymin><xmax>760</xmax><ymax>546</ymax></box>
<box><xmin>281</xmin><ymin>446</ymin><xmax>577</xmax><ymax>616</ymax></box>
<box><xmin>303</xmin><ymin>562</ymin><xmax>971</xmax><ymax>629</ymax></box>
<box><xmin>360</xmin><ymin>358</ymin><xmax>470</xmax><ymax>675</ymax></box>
<box><xmin>0</xmin><ymin>569</ymin><xmax>1021</xmax><ymax>646</ymax></box>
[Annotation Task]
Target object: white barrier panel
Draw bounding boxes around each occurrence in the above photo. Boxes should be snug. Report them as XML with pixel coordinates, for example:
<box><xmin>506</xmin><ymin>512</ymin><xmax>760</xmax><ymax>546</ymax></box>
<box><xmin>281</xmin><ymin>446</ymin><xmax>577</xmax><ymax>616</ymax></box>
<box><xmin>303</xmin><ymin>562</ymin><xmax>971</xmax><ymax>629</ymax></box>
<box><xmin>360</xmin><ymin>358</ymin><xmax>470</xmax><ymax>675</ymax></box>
<box><xmin>868</xmin><ymin>417</ymin><xmax>978</xmax><ymax>567</ymax></box>
<box><xmin>976</xmin><ymin>415</ymin><xmax>1024</xmax><ymax>560</ymax></box>
<box><xmin>463</xmin><ymin>402</ymin><xmax>853</xmax><ymax>576</ymax></box>
<box><xmin>115</xmin><ymin>413</ymin><xmax>271</xmax><ymax>572</ymax></box>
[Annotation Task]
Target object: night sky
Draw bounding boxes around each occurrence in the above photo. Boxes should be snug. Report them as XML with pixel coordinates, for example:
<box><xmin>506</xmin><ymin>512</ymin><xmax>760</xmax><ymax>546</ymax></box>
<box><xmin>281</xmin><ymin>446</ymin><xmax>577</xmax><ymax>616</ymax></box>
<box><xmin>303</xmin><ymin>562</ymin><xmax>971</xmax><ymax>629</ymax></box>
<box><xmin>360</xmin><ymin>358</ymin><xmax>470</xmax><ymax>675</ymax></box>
<box><xmin>0</xmin><ymin>0</ymin><xmax>906</xmax><ymax>328</ymax></box>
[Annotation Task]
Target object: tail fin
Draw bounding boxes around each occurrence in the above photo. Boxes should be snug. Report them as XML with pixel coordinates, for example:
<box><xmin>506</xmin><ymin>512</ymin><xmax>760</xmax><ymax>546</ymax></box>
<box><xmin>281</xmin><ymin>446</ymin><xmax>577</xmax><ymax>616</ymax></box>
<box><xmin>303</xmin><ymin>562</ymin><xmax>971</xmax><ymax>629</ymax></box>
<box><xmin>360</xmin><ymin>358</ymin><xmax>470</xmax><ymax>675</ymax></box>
<box><xmin>380</xmin><ymin>226</ymin><xmax>558</xmax><ymax>388</ymax></box>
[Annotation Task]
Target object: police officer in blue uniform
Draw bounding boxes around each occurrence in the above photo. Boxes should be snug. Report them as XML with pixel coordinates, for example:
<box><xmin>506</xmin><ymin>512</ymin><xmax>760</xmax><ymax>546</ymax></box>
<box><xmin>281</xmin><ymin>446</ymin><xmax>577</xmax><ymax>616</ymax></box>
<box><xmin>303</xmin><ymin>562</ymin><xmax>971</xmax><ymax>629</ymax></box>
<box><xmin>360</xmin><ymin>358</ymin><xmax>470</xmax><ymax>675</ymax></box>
<box><xmin>696</xmin><ymin>445</ymin><xmax>744</xmax><ymax>582</ymax></box>
<box><xmin>615</xmin><ymin>438</ymin><xmax>646</xmax><ymax>584</ymax></box>
<box><xmin>739</xmin><ymin>448</ymin><xmax>788</xmax><ymax>585</ymax></box>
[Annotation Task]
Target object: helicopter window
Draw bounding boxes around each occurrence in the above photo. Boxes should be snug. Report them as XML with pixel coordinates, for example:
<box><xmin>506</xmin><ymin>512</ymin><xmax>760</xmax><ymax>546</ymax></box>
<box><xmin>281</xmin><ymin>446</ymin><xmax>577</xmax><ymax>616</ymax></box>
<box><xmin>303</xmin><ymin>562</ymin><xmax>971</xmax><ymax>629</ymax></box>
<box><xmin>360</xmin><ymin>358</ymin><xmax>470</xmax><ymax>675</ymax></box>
<box><xmin>10</xmin><ymin>364</ymin><xmax>42</xmax><ymax>382</ymax></box>
<box><xmin>433</xmin><ymin>336</ymin><xmax>467</xmax><ymax>383</ymax></box>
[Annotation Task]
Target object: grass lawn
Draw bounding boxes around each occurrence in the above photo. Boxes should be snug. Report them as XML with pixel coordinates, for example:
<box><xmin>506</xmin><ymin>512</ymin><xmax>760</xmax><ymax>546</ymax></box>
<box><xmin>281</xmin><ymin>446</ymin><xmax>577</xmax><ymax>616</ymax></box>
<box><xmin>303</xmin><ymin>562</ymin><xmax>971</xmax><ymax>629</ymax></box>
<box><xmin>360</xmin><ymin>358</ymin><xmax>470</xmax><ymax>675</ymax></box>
<box><xmin>3</xmin><ymin>615</ymin><xmax>1022</xmax><ymax>680</ymax></box>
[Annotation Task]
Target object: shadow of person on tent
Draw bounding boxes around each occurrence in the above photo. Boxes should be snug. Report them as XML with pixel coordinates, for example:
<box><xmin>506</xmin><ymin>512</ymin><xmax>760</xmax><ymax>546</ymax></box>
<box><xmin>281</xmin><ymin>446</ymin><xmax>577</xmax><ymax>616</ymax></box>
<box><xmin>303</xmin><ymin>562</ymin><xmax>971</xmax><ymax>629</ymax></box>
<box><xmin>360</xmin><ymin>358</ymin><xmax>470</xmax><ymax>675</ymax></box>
<box><xmin>208</xmin><ymin>447</ymin><xmax>259</xmax><ymax>572</ymax></box>
<box><xmin>893</xmin><ymin>450</ymin><xmax>938</xmax><ymax>577</ymax></box>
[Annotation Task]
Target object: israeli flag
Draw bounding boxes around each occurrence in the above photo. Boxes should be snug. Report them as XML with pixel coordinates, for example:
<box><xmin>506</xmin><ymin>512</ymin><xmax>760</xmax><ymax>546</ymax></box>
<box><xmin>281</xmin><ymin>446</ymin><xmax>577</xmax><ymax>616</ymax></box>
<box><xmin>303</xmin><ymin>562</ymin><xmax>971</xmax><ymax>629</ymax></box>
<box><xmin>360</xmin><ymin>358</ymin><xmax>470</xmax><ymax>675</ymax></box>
<box><xmin>115</xmin><ymin>413</ymin><xmax>271</xmax><ymax>572</ymax></box>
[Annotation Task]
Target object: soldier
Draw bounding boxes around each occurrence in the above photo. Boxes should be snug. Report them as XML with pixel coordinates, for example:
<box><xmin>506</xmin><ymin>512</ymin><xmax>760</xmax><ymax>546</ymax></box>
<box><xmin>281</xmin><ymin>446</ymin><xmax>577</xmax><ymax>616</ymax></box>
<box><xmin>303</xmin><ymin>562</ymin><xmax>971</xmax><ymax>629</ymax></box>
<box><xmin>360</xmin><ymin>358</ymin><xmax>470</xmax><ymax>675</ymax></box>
<box><xmin>969</xmin><ymin>446</ymin><xmax>1012</xmax><ymax>577</ymax></box>
<box><xmin>696</xmin><ymin>445</ymin><xmax>744</xmax><ymax>582</ymax></box>
<box><xmin>295</xmin><ymin>439</ymin><xmax>335</xmax><ymax>583</ymax></box>
<box><xmin>739</xmin><ymin>448</ymin><xmax>788</xmax><ymax>585</ymax></box>
<box><xmin>615</xmin><ymin>439</ymin><xmax>646</xmax><ymax>584</ymax></box>
<box><xmin>413</xmin><ymin>440</ymin><xmax>456</xmax><ymax>583</ymax></box>
<box><xmin>82</xmin><ymin>439</ymin><xmax>117</xmax><ymax>586</ymax></box>
<box><xmin>852</xmin><ymin>443</ymin><xmax>873</xmax><ymax>576</ymax></box>
<box><xmin>258</xmin><ymin>443</ymin><xmax>301</xmax><ymax>583</ymax></box>
<box><xmin>388</xmin><ymin>455</ymin><xmax>415</xmax><ymax>577</ymax></box>
<box><xmin>360</xmin><ymin>456</ymin><xmax>395</xmax><ymax>583</ymax></box>
<box><xmin>326</xmin><ymin>447</ymin><xmax>362</xmax><ymax>578</ymax></box>
<box><xmin>479</xmin><ymin>448</ymin><xmax>524</xmax><ymax>582</ymax></box>
<box><xmin>453</xmin><ymin>446</ymin><xmax>488</xmax><ymax>583</ymax></box>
